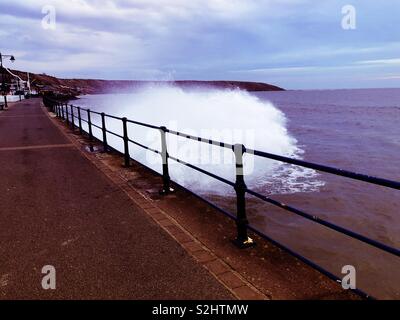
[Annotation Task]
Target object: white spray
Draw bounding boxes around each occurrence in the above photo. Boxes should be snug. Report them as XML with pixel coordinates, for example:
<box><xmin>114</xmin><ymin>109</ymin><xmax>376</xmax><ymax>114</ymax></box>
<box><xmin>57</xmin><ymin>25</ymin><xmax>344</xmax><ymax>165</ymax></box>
<box><xmin>78</xmin><ymin>85</ymin><xmax>323</xmax><ymax>195</ymax></box>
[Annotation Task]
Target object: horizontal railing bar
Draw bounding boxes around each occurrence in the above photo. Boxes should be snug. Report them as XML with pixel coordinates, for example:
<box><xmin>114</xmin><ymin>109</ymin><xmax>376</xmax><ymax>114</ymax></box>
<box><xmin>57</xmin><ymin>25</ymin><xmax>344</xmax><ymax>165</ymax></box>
<box><xmin>166</xmin><ymin>129</ymin><xmax>234</xmax><ymax>150</ymax></box>
<box><xmin>91</xmin><ymin>123</ymin><xmax>102</xmax><ymax>130</ymax></box>
<box><xmin>246</xmin><ymin>188</ymin><xmax>400</xmax><ymax>258</ymax></box>
<box><xmin>168</xmin><ymin>155</ymin><xmax>235</xmax><ymax>187</ymax></box>
<box><xmin>126</xmin><ymin>118</ymin><xmax>160</xmax><ymax>130</ymax></box>
<box><xmin>246</xmin><ymin>223</ymin><xmax>372</xmax><ymax>299</ymax></box>
<box><xmin>88</xmin><ymin>109</ymin><xmax>102</xmax><ymax>115</ymax></box>
<box><xmin>127</xmin><ymin>138</ymin><xmax>160</xmax><ymax>154</ymax></box>
<box><xmin>105</xmin><ymin>129</ymin><xmax>123</xmax><ymax>139</ymax></box>
<box><xmin>172</xmin><ymin>180</ymin><xmax>237</xmax><ymax>221</ymax></box>
<box><xmin>104</xmin><ymin>113</ymin><xmax>123</xmax><ymax>121</ymax></box>
<box><xmin>248</xmin><ymin>149</ymin><xmax>400</xmax><ymax>190</ymax></box>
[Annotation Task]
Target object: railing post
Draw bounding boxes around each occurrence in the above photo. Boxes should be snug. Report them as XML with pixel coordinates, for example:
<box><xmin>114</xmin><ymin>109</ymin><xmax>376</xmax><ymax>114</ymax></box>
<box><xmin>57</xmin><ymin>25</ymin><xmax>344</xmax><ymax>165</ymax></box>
<box><xmin>101</xmin><ymin>112</ymin><xmax>108</xmax><ymax>152</ymax></box>
<box><xmin>232</xmin><ymin>143</ymin><xmax>254</xmax><ymax>248</ymax></box>
<box><xmin>87</xmin><ymin>109</ymin><xmax>93</xmax><ymax>141</ymax></box>
<box><xmin>61</xmin><ymin>103</ymin><xmax>65</xmax><ymax>120</ymax></box>
<box><xmin>122</xmin><ymin>117</ymin><xmax>130</xmax><ymax>167</ymax></box>
<box><xmin>65</xmin><ymin>103</ymin><xmax>69</xmax><ymax>124</ymax></box>
<box><xmin>159</xmin><ymin>126</ymin><xmax>173</xmax><ymax>194</ymax></box>
<box><xmin>77</xmin><ymin>107</ymin><xmax>83</xmax><ymax>134</ymax></box>
<box><xmin>70</xmin><ymin>105</ymin><xmax>75</xmax><ymax>130</ymax></box>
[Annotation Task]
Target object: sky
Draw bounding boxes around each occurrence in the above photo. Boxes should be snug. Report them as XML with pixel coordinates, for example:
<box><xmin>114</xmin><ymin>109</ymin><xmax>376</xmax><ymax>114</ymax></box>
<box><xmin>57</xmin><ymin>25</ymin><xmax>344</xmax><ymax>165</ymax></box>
<box><xmin>0</xmin><ymin>0</ymin><xmax>399</xmax><ymax>89</ymax></box>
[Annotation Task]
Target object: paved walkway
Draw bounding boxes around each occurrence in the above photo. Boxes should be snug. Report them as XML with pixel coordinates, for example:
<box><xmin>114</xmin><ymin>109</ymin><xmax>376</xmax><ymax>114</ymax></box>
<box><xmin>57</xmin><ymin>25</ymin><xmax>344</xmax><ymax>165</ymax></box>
<box><xmin>0</xmin><ymin>99</ymin><xmax>233</xmax><ymax>299</ymax></box>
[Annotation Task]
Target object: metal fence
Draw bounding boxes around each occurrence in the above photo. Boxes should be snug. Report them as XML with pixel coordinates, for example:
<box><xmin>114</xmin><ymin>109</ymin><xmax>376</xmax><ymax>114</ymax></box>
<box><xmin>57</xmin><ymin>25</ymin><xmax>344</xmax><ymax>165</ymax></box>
<box><xmin>43</xmin><ymin>96</ymin><xmax>400</xmax><ymax>299</ymax></box>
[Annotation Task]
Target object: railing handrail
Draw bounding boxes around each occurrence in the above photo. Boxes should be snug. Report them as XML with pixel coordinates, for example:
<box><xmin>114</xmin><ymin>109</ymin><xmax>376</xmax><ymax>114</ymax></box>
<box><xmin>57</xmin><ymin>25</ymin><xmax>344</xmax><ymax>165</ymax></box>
<box><xmin>59</xmin><ymin>99</ymin><xmax>400</xmax><ymax>190</ymax></box>
<box><xmin>43</xmin><ymin>96</ymin><xmax>400</xmax><ymax>299</ymax></box>
<box><xmin>248</xmin><ymin>148</ymin><xmax>400</xmax><ymax>190</ymax></box>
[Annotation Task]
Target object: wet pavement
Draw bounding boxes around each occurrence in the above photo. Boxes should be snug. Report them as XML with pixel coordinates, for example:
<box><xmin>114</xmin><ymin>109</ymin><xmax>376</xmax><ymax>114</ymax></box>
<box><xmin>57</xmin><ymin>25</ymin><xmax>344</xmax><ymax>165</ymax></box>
<box><xmin>0</xmin><ymin>99</ymin><xmax>233</xmax><ymax>299</ymax></box>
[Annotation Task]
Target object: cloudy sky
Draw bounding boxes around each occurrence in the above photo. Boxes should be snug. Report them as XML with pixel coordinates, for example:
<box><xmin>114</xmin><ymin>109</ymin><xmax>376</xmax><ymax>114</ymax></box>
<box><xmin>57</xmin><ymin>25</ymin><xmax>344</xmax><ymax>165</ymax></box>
<box><xmin>0</xmin><ymin>0</ymin><xmax>399</xmax><ymax>89</ymax></box>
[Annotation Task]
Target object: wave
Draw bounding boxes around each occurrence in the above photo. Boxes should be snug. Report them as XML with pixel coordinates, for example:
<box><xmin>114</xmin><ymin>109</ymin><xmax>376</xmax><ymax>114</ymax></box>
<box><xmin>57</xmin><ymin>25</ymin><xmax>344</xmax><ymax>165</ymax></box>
<box><xmin>77</xmin><ymin>84</ymin><xmax>324</xmax><ymax>194</ymax></box>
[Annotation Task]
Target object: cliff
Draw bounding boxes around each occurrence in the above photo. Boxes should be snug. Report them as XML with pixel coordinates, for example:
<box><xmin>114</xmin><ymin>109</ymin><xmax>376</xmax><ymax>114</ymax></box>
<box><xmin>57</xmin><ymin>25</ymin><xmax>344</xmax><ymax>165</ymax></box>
<box><xmin>8</xmin><ymin>69</ymin><xmax>284</xmax><ymax>98</ymax></box>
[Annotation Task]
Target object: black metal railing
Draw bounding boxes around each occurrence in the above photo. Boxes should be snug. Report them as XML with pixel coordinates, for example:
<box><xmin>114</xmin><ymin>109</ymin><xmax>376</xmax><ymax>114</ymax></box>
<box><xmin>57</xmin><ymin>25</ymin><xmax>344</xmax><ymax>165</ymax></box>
<box><xmin>43</xmin><ymin>96</ymin><xmax>400</xmax><ymax>299</ymax></box>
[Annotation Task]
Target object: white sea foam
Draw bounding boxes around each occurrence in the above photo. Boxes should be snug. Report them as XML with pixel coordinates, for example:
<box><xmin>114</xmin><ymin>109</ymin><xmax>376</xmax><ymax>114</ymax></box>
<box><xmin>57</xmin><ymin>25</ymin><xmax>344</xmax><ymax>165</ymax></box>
<box><xmin>77</xmin><ymin>84</ymin><xmax>324</xmax><ymax>194</ymax></box>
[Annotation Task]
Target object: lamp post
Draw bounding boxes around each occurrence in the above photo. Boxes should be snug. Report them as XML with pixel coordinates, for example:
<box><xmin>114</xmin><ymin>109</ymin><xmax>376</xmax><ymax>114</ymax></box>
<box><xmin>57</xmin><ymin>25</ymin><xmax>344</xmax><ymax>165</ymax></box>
<box><xmin>0</xmin><ymin>53</ymin><xmax>16</xmax><ymax>110</ymax></box>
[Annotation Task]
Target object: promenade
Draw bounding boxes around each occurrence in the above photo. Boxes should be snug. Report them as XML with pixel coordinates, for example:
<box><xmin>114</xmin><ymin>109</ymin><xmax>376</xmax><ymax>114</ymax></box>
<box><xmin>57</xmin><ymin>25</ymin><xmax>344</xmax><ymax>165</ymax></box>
<box><xmin>0</xmin><ymin>99</ymin><xmax>233</xmax><ymax>299</ymax></box>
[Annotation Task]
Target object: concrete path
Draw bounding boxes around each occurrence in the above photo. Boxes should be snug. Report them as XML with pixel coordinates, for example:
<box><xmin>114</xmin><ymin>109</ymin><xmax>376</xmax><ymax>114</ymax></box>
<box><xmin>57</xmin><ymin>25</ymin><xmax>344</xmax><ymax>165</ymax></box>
<box><xmin>0</xmin><ymin>98</ymin><xmax>233</xmax><ymax>299</ymax></box>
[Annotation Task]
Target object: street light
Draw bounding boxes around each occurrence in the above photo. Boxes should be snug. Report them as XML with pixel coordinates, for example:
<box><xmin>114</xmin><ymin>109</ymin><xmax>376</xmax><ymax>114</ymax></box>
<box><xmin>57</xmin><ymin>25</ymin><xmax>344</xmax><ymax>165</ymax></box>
<box><xmin>0</xmin><ymin>53</ymin><xmax>16</xmax><ymax>110</ymax></box>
